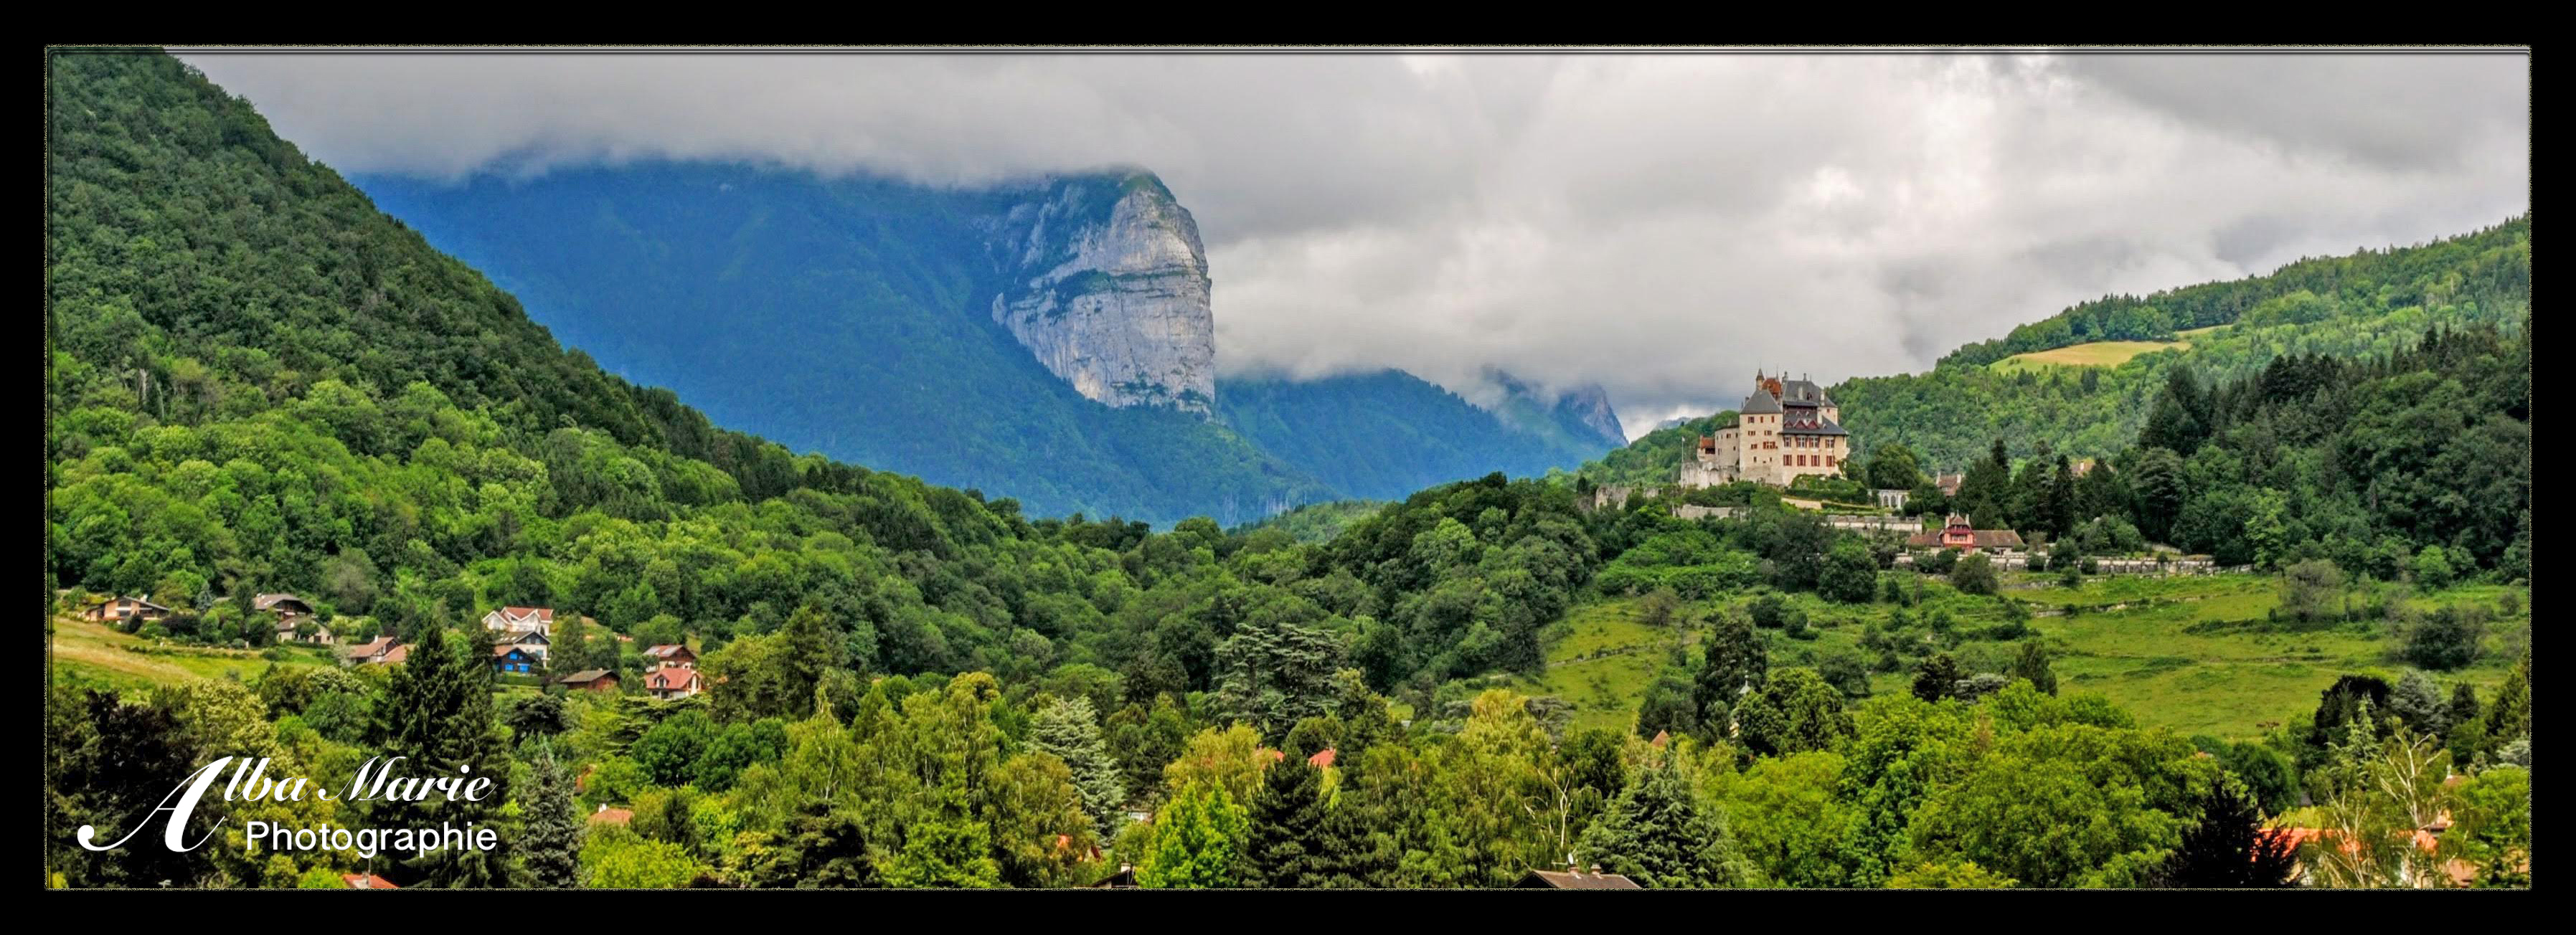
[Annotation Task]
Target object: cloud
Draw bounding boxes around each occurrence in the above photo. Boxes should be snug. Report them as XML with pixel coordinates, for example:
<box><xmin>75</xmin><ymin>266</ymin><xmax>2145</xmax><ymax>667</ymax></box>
<box><xmin>179</xmin><ymin>49</ymin><xmax>2528</xmax><ymax>437</ymax></box>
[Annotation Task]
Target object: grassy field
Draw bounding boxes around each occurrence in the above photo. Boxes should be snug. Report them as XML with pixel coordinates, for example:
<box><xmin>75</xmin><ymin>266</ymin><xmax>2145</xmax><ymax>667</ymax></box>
<box><xmin>1530</xmin><ymin>572</ymin><xmax>2525</xmax><ymax>741</ymax></box>
<box><xmin>48</xmin><ymin>614</ymin><xmax>341</xmax><ymax>695</ymax></box>
<box><xmin>1993</xmin><ymin>340</ymin><xmax>2193</xmax><ymax>374</ymax></box>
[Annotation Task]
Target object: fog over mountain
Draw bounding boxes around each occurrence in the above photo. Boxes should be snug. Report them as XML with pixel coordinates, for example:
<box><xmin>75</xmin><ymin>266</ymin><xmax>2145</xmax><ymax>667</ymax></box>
<box><xmin>184</xmin><ymin>50</ymin><xmax>2528</xmax><ymax>435</ymax></box>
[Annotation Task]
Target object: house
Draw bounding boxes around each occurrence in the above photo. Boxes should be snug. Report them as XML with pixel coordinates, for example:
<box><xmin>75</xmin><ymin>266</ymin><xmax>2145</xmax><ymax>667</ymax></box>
<box><xmin>345</xmin><ymin>637</ymin><xmax>406</xmax><ymax>666</ymax></box>
<box><xmin>88</xmin><ymin>596</ymin><xmax>173</xmax><ymax>624</ymax></box>
<box><xmin>590</xmin><ymin>805</ymin><xmax>634</xmax><ymax>827</ymax></box>
<box><xmin>643</xmin><ymin>644</ymin><xmax>697</xmax><ymax>669</ymax></box>
<box><xmin>1091</xmin><ymin>864</ymin><xmax>1140</xmax><ymax>889</ymax></box>
<box><xmin>1517</xmin><ymin>864</ymin><xmax>1643</xmax><ymax>889</ymax></box>
<box><xmin>557</xmin><ymin>669</ymin><xmax>618</xmax><ymax>693</ymax></box>
<box><xmin>1680</xmin><ymin>370</ymin><xmax>1853</xmax><ymax>490</ymax></box>
<box><xmin>500</xmin><ymin>628</ymin><xmax>550</xmax><ymax>662</ymax></box>
<box><xmin>644</xmin><ymin>667</ymin><xmax>702</xmax><ymax>700</ymax></box>
<box><xmin>253</xmin><ymin>592</ymin><xmax>315</xmax><ymax>619</ymax></box>
<box><xmin>1934</xmin><ymin>471</ymin><xmax>1966</xmax><ymax>497</ymax></box>
<box><xmin>340</xmin><ymin>873</ymin><xmax>399</xmax><ymax>890</ymax></box>
<box><xmin>274</xmin><ymin>616</ymin><xmax>334</xmax><ymax>645</ymax></box>
<box><xmin>1905</xmin><ymin>513</ymin><xmax>2026</xmax><ymax>552</ymax></box>
<box><xmin>493</xmin><ymin>645</ymin><xmax>543</xmax><ymax>675</ymax></box>
<box><xmin>481</xmin><ymin>606</ymin><xmax>556</xmax><ymax>637</ymax></box>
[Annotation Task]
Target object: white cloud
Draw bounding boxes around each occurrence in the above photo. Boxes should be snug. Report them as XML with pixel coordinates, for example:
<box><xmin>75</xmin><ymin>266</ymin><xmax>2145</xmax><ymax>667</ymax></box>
<box><xmin>179</xmin><ymin>49</ymin><xmax>2528</xmax><ymax>433</ymax></box>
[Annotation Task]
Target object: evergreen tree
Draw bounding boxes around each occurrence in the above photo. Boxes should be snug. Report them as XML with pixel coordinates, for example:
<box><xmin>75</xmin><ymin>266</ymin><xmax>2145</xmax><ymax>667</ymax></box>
<box><xmin>2445</xmin><ymin>683</ymin><xmax>2488</xmax><ymax>766</ymax></box>
<box><xmin>1029</xmin><ymin>696</ymin><xmax>1128</xmax><ymax>838</ymax></box>
<box><xmin>2156</xmin><ymin>779</ymin><xmax>2297</xmax><ymax>888</ymax></box>
<box><xmin>519</xmin><ymin>741</ymin><xmax>584</xmax><ymax>888</ymax></box>
<box><xmin>1244</xmin><ymin>758</ymin><xmax>1329</xmax><ymax>888</ymax></box>
<box><xmin>369</xmin><ymin>625</ymin><xmax>515</xmax><ymax>887</ymax></box>
<box><xmin>1694</xmin><ymin>613</ymin><xmax>1768</xmax><ymax>734</ymax></box>
<box><xmin>1912</xmin><ymin>653</ymin><xmax>1966</xmax><ymax>703</ymax></box>
<box><xmin>2005</xmin><ymin>641</ymin><xmax>2057</xmax><ymax>696</ymax></box>
<box><xmin>1577</xmin><ymin>759</ymin><xmax>1757</xmax><ymax>888</ymax></box>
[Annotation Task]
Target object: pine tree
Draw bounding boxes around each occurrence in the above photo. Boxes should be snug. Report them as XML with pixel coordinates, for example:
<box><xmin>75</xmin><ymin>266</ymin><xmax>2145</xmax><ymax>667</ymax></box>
<box><xmin>1029</xmin><ymin>696</ymin><xmax>1127</xmax><ymax>837</ymax></box>
<box><xmin>1912</xmin><ymin>653</ymin><xmax>1966</xmax><ymax>702</ymax></box>
<box><xmin>1244</xmin><ymin>758</ymin><xmax>1329</xmax><ymax>888</ymax></box>
<box><xmin>519</xmin><ymin>741</ymin><xmax>584</xmax><ymax>888</ymax></box>
<box><xmin>2158</xmin><ymin>779</ymin><xmax>2297</xmax><ymax>888</ymax></box>
<box><xmin>2009</xmin><ymin>640</ymin><xmax>2058</xmax><ymax>696</ymax></box>
<box><xmin>1577</xmin><ymin>758</ymin><xmax>1756</xmax><ymax>888</ymax></box>
<box><xmin>369</xmin><ymin>625</ymin><xmax>514</xmax><ymax>887</ymax></box>
<box><xmin>1693</xmin><ymin>612</ymin><xmax>1766</xmax><ymax>736</ymax></box>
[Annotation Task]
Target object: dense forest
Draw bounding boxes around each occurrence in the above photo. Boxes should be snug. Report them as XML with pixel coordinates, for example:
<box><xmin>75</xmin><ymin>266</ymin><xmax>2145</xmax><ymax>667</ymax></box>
<box><xmin>47</xmin><ymin>51</ymin><xmax>2529</xmax><ymax>890</ymax></box>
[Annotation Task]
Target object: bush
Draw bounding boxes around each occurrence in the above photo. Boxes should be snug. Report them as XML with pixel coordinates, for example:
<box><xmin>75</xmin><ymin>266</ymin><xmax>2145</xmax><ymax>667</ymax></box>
<box><xmin>2402</xmin><ymin>606</ymin><xmax>2487</xmax><ymax>670</ymax></box>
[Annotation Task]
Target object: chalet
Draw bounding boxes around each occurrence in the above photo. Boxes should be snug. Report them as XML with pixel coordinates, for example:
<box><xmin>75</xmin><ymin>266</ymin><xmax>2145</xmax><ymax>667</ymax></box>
<box><xmin>590</xmin><ymin>805</ymin><xmax>634</xmax><ymax>827</ymax></box>
<box><xmin>341</xmin><ymin>873</ymin><xmax>400</xmax><ymax>890</ymax></box>
<box><xmin>644</xmin><ymin>667</ymin><xmax>702</xmax><ymax>700</ymax></box>
<box><xmin>1906</xmin><ymin>513</ymin><xmax>2026</xmax><ymax>552</ymax></box>
<box><xmin>643</xmin><ymin>644</ymin><xmax>697</xmax><ymax>669</ymax></box>
<box><xmin>1517</xmin><ymin>863</ymin><xmax>1642</xmax><ymax>890</ymax></box>
<box><xmin>1934</xmin><ymin>471</ymin><xmax>1966</xmax><ymax>497</ymax></box>
<box><xmin>345</xmin><ymin>637</ymin><xmax>406</xmax><ymax>666</ymax></box>
<box><xmin>501</xmin><ymin>628</ymin><xmax>550</xmax><ymax>661</ymax></box>
<box><xmin>88</xmin><ymin>596</ymin><xmax>173</xmax><ymax>624</ymax></box>
<box><xmin>493</xmin><ymin>645</ymin><xmax>543</xmax><ymax>675</ymax></box>
<box><xmin>253</xmin><ymin>592</ymin><xmax>315</xmax><ymax>619</ymax></box>
<box><xmin>481</xmin><ymin>606</ymin><xmax>556</xmax><ymax>637</ymax></box>
<box><xmin>557</xmin><ymin>669</ymin><xmax>618</xmax><ymax>693</ymax></box>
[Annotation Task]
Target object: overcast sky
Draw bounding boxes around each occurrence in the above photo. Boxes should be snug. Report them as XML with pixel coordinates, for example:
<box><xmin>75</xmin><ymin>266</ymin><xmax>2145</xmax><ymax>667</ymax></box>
<box><xmin>181</xmin><ymin>49</ymin><xmax>2528</xmax><ymax>436</ymax></box>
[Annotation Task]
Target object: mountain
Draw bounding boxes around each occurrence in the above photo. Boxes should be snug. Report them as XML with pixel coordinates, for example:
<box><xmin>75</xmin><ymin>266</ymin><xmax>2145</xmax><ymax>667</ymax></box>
<box><xmin>354</xmin><ymin>165</ymin><xmax>1622</xmax><ymax>524</ymax></box>
<box><xmin>1216</xmin><ymin>369</ymin><xmax>1614</xmax><ymax>500</ymax></box>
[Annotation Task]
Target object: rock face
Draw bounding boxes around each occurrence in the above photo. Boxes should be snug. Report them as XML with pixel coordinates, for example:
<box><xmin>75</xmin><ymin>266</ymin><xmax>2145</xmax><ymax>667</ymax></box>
<box><xmin>988</xmin><ymin>172</ymin><xmax>1217</xmax><ymax>413</ymax></box>
<box><xmin>1554</xmin><ymin>384</ymin><xmax>1628</xmax><ymax>447</ymax></box>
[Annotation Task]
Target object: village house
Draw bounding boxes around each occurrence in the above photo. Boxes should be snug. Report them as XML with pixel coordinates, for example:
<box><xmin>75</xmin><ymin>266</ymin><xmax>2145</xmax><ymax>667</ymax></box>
<box><xmin>643</xmin><ymin>644</ymin><xmax>697</xmax><ymax>669</ymax></box>
<box><xmin>499</xmin><ymin>627</ymin><xmax>550</xmax><ymax>663</ymax></box>
<box><xmin>1517</xmin><ymin>859</ymin><xmax>1642</xmax><ymax>890</ymax></box>
<box><xmin>1680</xmin><ymin>371</ymin><xmax>1852</xmax><ymax>490</ymax></box>
<box><xmin>481</xmin><ymin>605</ymin><xmax>555</xmax><ymax>637</ymax></box>
<box><xmin>340</xmin><ymin>873</ymin><xmax>399</xmax><ymax>890</ymax></box>
<box><xmin>344</xmin><ymin>636</ymin><xmax>407</xmax><ymax>667</ymax></box>
<box><xmin>253</xmin><ymin>592</ymin><xmax>315</xmax><ymax>619</ymax></box>
<box><xmin>1934</xmin><ymin>471</ymin><xmax>1966</xmax><ymax>497</ymax></box>
<box><xmin>557</xmin><ymin>669</ymin><xmax>618</xmax><ymax>693</ymax></box>
<box><xmin>644</xmin><ymin>667</ymin><xmax>702</xmax><ymax>700</ymax></box>
<box><xmin>1906</xmin><ymin>513</ymin><xmax>2027</xmax><ymax>552</ymax></box>
<box><xmin>88</xmin><ymin>595</ymin><xmax>172</xmax><ymax>625</ymax></box>
<box><xmin>274</xmin><ymin>615</ymin><xmax>334</xmax><ymax>645</ymax></box>
<box><xmin>492</xmin><ymin>644</ymin><xmax>543</xmax><ymax>676</ymax></box>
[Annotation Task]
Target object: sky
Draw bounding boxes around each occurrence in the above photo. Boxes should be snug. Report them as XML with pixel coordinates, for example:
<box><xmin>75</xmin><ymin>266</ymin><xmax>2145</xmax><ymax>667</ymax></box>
<box><xmin>181</xmin><ymin>49</ymin><xmax>2529</xmax><ymax>437</ymax></box>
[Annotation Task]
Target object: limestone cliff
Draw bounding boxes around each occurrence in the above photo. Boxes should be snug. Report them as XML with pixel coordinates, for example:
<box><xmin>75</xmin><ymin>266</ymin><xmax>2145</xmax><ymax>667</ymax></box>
<box><xmin>987</xmin><ymin>172</ymin><xmax>1217</xmax><ymax>413</ymax></box>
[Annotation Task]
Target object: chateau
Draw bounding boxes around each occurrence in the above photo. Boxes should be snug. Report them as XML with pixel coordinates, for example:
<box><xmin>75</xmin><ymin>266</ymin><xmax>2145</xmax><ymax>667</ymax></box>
<box><xmin>1680</xmin><ymin>370</ymin><xmax>1852</xmax><ymax>488</ymax></box>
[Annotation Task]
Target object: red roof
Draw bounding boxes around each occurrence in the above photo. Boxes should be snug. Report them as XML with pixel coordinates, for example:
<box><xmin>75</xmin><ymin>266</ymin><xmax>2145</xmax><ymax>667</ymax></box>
<box><xmin>499</xmin><ymin>606</ymin><xmax>555</xmax><ymax>622</ymax></box>
<box><xmin>590</xmin><ymin>807</ymin><xmax>633</xmax><ymax>826</ymax></box>
<box><xmin>644</xmin><ymin>644</ymin><xmax>694</xmax><ymax>660</ymax></box>
<box><xmin>341</xmin><ymin>873</ymin><xmax>399</xmax><ymax>889</ymax></box>
<box><xmin>646</xmin><ymin>669</ymin><xmax>699</xmax><ymax>691</ymax></box>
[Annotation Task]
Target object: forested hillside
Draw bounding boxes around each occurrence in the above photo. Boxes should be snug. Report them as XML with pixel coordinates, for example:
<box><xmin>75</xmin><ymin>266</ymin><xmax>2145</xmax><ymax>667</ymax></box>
<box><xmin>1830</xmin><ymin>218</ymin><xmax>2528</xmax><ymax>470</ymax></box>
<box><xmin>46</xmin><ymin>52</ymin><xmax>2529</xmax><ymax>892</ymax></box>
